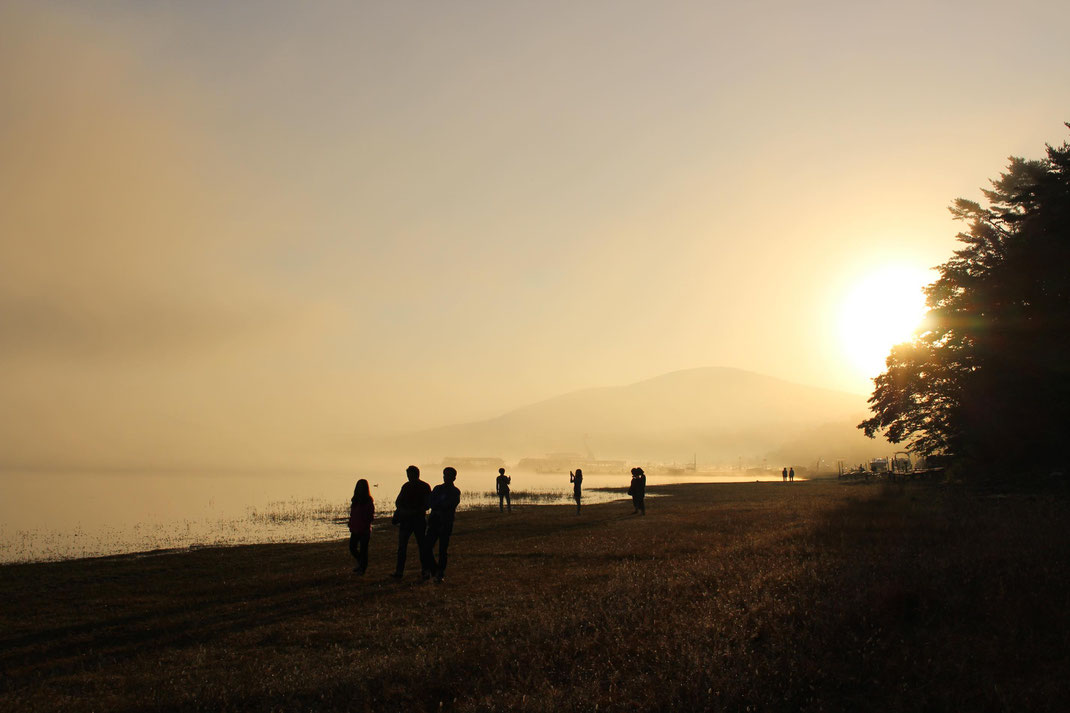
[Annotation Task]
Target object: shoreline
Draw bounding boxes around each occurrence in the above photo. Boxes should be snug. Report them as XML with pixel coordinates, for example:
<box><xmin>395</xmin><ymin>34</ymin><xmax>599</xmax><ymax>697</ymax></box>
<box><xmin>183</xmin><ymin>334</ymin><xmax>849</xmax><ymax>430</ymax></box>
<box><xmin>1</xmin><ymin>479</ymin><xmax>813</xmax><ymax>567</ymax></box>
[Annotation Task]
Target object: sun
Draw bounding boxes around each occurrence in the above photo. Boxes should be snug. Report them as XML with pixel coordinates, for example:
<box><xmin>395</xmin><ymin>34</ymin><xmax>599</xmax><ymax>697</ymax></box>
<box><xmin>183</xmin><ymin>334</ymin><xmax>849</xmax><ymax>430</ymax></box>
<box><xmin>838</xmin><ymin>265</ymin><xmax>931</xmax><ymax>380</ymax></box>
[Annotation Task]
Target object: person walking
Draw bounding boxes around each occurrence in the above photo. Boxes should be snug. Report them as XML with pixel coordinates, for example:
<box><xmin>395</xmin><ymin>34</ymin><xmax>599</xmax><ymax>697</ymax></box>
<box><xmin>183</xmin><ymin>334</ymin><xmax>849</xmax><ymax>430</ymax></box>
<box><xmin>570</xmin><ymin>468</ymin><xmax>583</xmax><ymax>514</ymax></box>
<box><xmin>496</xmin><ymin>467</ymin><xmax>512</xmax><ymax>513</ymax></box>
<box><xmin>782</xmin><ymin>467</ymin><xmax>788</xmax><ymax>482</ymax></box>
<box><xmin>789</xmin><ymin>467</ymin><xmax>795</xmax><ymax>482</ymax></box>
<box><xmin>426</xmin><ymin>466</ymin><xmax>461</xmax><ymax>582</ymax></box>
<box><xmin>348</xmin><ymin>478</ymin><xmax>374</xmax><ymax>574</ymax></box>
<box><xmin>392</xmin><ymin>465</ymin><xmax>433</xmax><ymax>580</ymax></box>
<box><xmin>629</xmin><ymin>467</ymin><xmax>646</xmax><ymax>515</ymax></box>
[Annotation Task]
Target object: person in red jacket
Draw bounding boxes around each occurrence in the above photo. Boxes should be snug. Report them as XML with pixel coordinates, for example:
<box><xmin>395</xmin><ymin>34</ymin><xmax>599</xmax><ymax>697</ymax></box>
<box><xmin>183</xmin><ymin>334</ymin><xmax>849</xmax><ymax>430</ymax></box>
<box><xmin>348</xmin><ymin>479</ymin><xmax>374</xmax><ymax>575</ymax></box>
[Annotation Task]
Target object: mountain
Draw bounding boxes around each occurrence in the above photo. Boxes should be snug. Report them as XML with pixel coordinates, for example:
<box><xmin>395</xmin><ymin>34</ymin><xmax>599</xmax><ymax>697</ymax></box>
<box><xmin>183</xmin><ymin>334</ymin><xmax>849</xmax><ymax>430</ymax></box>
<box><xmin>382</xmin><ymin>367</ymin><xmax>886</xmax><ymax>466</ymax></box>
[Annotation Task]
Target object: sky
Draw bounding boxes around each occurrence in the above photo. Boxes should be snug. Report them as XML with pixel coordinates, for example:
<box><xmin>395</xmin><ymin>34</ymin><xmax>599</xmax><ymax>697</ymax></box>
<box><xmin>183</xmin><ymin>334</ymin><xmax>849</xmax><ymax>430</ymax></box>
<box><xmin>2</xmin><ymin>0</ymin><xmax>1069</xmax><ymax>469</ymax></box>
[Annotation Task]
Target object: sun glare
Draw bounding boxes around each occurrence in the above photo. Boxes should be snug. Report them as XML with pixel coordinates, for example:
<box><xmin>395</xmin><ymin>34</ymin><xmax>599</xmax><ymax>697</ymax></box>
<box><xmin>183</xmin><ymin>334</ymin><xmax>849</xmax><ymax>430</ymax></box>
<box><xmin>838</xmin><ymin>265</ymin><xmax>931</xmax><ymax>380</ymax></box>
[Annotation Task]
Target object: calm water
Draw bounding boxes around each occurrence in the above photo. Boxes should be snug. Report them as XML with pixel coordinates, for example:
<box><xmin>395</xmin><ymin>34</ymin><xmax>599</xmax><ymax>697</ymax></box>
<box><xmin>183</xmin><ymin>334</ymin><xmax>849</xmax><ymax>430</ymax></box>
<box><xmin>0</xmin><ymin>467</ymin><xmax>790</xmax><ymax>563</ymax></box>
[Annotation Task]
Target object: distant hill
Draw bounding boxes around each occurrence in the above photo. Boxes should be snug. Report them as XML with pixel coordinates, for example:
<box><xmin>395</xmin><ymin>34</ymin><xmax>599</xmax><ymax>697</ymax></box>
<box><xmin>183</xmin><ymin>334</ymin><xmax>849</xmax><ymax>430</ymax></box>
<box><xmin>380</xmin><ymin>367</ymin><xmax>887</xmax><ymax>467</ymax></box>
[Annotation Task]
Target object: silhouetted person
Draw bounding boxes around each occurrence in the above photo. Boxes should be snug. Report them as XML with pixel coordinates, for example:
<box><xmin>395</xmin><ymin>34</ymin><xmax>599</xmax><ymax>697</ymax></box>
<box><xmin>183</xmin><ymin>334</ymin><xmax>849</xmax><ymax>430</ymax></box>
<box><xmin>629</xmin><ymin>467</ymin><xmax>646</xmax><ymax>515</ymax></box>
<box><xmin>392</xmin><ymin>465</ymin><xmax>433</xmax><ymax>580</ymax></box>
<box><xmin>782</xmin><ymin>467</ymin><xmax>788</xmax><ymax>482</ymax></box>
<box><xmin>348</xmin><ymin>478</ymin><xmax>374</xmax><ymax>574</ymax></box>
<box><xmin>789</xmin><ymin>467</ymin><xmax>795</xmax><ymax>482</ymax></box>
<box><xmin>496</xmin><ymin>467</ymin><xmax>512</xmax><ymax>513</ymax></box>
<box><xmin>570</xmin><ymin>468</ymin><xmax>583</xmax><ymax>514</ymax></box>
<box><xmin>426</xmin><ymin>466</ymin><xmax>461</xmax><ymax>582</ymax></box>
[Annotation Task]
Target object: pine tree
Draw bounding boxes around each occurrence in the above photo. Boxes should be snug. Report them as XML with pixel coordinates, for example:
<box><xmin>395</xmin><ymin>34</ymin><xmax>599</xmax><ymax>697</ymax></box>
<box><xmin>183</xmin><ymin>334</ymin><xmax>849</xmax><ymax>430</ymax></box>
<box><xmin>860</xmin><ymin>125</ymin><xmax>1070</xmax><ymax>476</ymax></box>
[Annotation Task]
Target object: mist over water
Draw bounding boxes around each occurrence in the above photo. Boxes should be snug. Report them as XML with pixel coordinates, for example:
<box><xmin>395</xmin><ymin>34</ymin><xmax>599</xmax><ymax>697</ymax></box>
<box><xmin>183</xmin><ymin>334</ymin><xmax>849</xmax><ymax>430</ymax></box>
<box><xmin>0</xmin><ymin>467</ymin><xmax>794</xmax><ymax>563</ymax></box>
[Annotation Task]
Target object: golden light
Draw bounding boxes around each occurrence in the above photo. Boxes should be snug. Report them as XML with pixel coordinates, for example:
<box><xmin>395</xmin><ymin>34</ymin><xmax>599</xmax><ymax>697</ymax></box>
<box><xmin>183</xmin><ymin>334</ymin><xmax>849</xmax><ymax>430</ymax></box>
<box><xmin>838</xmin><ymin>265</ymin><xmax>931</xmax><ymax>380</ymax></box>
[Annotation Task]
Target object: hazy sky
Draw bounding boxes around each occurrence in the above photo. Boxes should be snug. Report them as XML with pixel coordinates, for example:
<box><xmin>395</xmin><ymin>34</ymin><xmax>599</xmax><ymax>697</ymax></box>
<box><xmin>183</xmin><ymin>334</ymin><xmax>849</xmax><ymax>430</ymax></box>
<box><xmin>3</xmin><ymin>0</ymin><xmax>1069</xmax><ymax>468</ymax></box>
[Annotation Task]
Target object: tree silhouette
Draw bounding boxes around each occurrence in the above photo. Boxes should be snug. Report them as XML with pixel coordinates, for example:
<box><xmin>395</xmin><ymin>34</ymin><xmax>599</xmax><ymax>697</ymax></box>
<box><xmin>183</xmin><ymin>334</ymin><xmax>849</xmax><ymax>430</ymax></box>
<box><xmin>860</xmin><ymin>125</ymin><xmax>1070</xmax><ymax>477</ymax></box>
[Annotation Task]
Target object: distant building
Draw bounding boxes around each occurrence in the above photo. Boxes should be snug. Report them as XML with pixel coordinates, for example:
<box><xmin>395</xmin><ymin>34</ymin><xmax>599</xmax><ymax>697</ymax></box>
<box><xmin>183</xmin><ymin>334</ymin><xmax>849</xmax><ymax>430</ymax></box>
<box><xmin>516</xmin><ymin>455</ymin><xmax>627</xmax><ymax>474</ymax></box>
<box><xmin>516</xmin><ymin>455</ymin><xmax>575</xmax><ymax>473</ymax></box>
<box><xmin>576</xmin><ymin>459</ymin><xmax>627</xmax><ymax>474</ymax></box>
<box><xmin>442</xmin><ymin>457</ymin><xmax>506</xmax><ymax>471</ymax></box>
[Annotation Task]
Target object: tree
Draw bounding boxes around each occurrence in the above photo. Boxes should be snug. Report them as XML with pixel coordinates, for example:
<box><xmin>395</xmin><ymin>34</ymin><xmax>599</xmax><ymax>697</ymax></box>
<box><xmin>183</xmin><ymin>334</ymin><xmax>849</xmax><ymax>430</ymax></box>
<box><xmin>860</xmin><ymin>125</ymin><xmax>1070</xmax><ymax>476</ymax></box>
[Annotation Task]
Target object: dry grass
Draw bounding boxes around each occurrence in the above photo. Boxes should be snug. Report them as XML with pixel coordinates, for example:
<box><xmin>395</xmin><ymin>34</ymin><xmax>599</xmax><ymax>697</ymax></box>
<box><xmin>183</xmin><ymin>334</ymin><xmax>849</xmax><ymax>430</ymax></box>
<box><xmin>1</xmin><ymin>480</ymin><xmax>1068</xmax><ymax>712</ymax></box>
<box><xmin>477</xmin><ymin>489</ymin><xmax>568</xmax><ymax>503</ymax></box>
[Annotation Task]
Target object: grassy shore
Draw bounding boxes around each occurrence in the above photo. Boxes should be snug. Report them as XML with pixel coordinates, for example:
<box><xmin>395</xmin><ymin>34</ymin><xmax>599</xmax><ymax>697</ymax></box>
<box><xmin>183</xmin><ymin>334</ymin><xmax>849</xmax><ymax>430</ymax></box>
<box><xmin>2</xmin><ymin>480</ymin><xmax>1068</xmax><ymax>712</ymax></box>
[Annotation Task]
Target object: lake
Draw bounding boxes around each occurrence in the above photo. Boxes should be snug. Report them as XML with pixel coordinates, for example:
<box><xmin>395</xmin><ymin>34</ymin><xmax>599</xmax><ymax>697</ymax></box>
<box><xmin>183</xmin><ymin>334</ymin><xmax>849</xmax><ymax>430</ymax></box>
<box><xmin>0</xmin><ymin>466</ymin><xmax>793</xmax><ymax>563</ymax></box>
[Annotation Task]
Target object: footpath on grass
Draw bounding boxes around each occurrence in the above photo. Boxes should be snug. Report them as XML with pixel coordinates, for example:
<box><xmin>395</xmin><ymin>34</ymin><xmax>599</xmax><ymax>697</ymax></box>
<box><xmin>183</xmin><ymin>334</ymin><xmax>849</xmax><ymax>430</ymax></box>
<box><xmin>2</xmin><ymin>479</ymin><xmax>1068</xmax><ymax>712</ymax></box>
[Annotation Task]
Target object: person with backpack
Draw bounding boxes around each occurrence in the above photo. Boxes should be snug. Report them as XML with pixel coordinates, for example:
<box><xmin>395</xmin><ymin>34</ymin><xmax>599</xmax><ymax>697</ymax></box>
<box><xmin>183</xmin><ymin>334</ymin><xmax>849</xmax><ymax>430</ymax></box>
<box><xmin>426</xmin><ymin>466</ymin><xmax>462</xmax><ymax>582</ymax></box>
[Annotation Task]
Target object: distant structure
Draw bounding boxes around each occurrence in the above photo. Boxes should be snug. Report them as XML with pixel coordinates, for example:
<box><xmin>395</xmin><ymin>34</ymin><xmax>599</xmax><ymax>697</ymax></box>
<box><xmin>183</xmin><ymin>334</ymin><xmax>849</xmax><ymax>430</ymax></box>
<box><xmin>577</xmin><ymin>459</ymin><xmax>628</xmax><ymax>474</ymax></box>
<box><xmin>655</xmin><ymin>455</ymin><xmax>698</xmax><ymax>475</ymax></box>
<box><xmin>516</xmin><ymin>453</ymin><xmax>626</xmax><ymax>474</ymax></box>
<box><xmin>442</xmin><ymin>457</ymin><xmax>505</xmax><ymax>470</ymax></box>
<box><xmin>517</xmin><ymin>453</ymin><xmax>581</xmax><ymax>473</ymax></box>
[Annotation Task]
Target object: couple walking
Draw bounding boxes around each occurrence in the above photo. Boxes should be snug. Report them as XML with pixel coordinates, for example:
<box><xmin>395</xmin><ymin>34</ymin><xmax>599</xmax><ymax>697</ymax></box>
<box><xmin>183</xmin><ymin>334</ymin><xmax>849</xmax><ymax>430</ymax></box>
<box><xmin>628</xmin><ymin>467</ymin><xmax>646</xmax><ymax>515</ymax></box>
<box><xmin>781</xmin><ymin>466</ymin><xmax>795</xmax><ymax>482</ymax></box>
<box><xmin>393</xmin><ymin>465</ymin><xmax>460</xmax><ymax>581</ymax></box>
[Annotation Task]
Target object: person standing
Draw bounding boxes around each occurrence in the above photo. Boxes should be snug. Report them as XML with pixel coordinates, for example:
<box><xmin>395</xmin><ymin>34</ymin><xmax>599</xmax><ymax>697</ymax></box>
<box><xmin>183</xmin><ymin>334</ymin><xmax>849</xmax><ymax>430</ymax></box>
<box><xmin>392</xmin><ymin>465</ymin><xmax>433</xmax><ymax>580</ymax></box>
<box><xmin>782</xmin><ymin>467</ymin><xmax>788</xmax><ymax>482</ymax></box>
<box><xmin>570</xmin><ymin>468</ymin><xmax>583</xmax><ymax>514</ymax></box>
<box><xmin>348</xmin><ymin>479</ymin><xmax>374</xmax><ymax>574</ymax></box>
<box><xmin>496</xmin><ymin>467</ymin><xmax>512</xmax><ymax>513</ymax></box>
<box><xmin>426</xmin><ymin>466</ymin><xmax>462</xmax><ymax>582</ymax></box>
<box><xmin>789</xmin><ymin>467</ymin><xmax>795</xmax><ymax>482</ymax></box>
<box><xmin>629</xmin><ymin>467</ymin><xmax>646</xmax><ymax>515</ymax></box>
